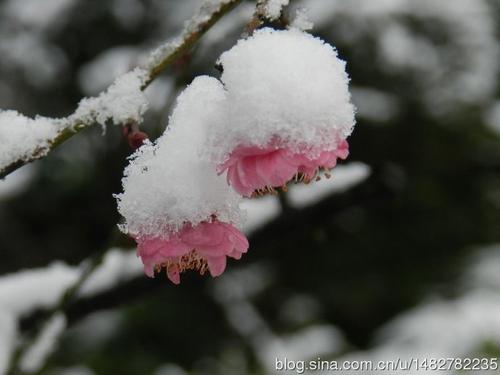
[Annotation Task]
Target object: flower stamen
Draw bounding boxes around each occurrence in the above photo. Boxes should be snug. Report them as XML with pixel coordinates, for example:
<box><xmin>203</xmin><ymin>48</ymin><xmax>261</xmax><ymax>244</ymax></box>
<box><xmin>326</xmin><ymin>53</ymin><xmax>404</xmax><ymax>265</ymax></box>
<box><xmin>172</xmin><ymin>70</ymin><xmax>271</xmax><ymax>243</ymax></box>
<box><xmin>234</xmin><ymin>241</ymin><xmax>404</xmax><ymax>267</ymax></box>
<box><xmin>158</xmin><ymin>249</ymin><xmax>209</xmax><ymax>277</ymax></box>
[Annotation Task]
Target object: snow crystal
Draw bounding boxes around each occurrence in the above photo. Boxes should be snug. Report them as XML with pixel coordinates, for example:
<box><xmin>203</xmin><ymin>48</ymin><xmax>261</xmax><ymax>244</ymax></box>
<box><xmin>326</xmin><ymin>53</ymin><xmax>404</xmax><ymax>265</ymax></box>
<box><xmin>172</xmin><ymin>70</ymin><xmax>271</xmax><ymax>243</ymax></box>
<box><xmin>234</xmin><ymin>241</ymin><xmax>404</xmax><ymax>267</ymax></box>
<box><xmin>216</xmin><ymin>28</ymin><xmax>355</xmax><ymax>159</ymax></box>
<box><xmin>116</xmin><ymin>76</ymin><xmax>242</xmax><ymax>238</ymax></box>
<box><xmin>265</xmin><ymin>0</ymin><xmax>290</xmax><ymax>20</ymax></box>
<box><xmin>0</xmin><ymin>111</ymin><xmax>63</xmax><ymax>172</ymax></box>
<box><xmin>20</xmin><ymin>313</ymin><xmax>66</xmax><ymax>373</ymax></box>
<box><xmin>72</xmin><ymin>68</ymin><xmax>149</xmax><ymax>128</ymax></box>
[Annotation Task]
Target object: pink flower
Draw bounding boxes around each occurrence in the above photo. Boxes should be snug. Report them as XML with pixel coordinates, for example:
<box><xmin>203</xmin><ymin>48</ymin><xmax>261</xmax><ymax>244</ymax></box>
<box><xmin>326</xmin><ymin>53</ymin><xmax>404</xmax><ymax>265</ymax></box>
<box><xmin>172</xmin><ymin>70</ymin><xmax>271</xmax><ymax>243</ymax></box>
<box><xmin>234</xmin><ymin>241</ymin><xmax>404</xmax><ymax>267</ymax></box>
<box><xmin>218</xmin><ymin>139</ymin><xmax>349</xmax><ymax>197</ymax></box>
<box><xmin>135</xmin><ymin>219</ymin><xmax>249</xmax><ymax>284</ymax></box>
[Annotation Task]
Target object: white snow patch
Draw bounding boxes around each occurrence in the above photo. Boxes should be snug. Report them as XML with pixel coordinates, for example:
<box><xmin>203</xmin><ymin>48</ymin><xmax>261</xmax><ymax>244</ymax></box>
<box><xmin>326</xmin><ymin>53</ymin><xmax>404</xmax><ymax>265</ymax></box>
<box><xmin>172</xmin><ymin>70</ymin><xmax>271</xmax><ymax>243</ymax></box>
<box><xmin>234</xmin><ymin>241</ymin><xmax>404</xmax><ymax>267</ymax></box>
<box><xmin>20</xmin><ymin>314</ymin><xmax>66</xmax><ymax>373</ymax></box>
<box><xmin>0</xmin><ymin>111</ymin><xmax>63</xmax><ymax>171</ymax></box>
<box><xmin>216</xmin><ymin>28</ymin><xmax>355</xmax><ymax>160</ymax></box>
<box><xmin>72</xmin><ymin>68</ymin><xmax>149</xmax><ymax>128</ymax></box>
<box><xmin>0</xmin><ymin>249</ymin><xmax>139</xmax><ymax>317</ymax></box>
<box><xmin>78</xmin><ymin>249</ymin><xmax>143</xmax><ymax>297</ymax></box>
<box><xmin>0</xmin><ymin>249</ymin><xmax>142</xmax><ymax>374</ymax></box>
<box><xmin>0</xmin><ymin>262</ymin><xmax>80</xmax><ymax>316</ymax></box>
<box><xmin>1</xmin><ymin>68</ymin><xmax>149</xmax><ymax>172</ymax></box>
<box><xmin>288</xmin><ymin>162</ymin><xmax>371</xmax><ymax>208</ymax></box>
<box><xmin>116</xmin><ymin>76</ymin><xmax>243</xmax><ymax>238</ymax></box>
<box><xmin>265</xmin><ymin>0</ymin><xmax>290</xmax><ymax>20</ymax></box>
<box><xmin>377</xmin><ymin>290</ymin><xmax>500</xmax><ymax>358</ymax></box>
<box><xmin>240</xmin><ymin>195</ymin><xmax>281</xmax><ymax>234</ymax></box>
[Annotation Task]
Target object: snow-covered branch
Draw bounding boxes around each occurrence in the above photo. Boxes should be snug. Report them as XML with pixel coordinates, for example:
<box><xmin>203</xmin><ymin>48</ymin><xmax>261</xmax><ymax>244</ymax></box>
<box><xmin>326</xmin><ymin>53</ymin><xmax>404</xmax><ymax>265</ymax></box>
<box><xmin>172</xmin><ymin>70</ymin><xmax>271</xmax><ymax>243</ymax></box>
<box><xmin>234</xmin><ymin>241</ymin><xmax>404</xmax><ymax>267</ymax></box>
<box><xmin>0</xmin><ymin>0</ymin><xmax>242</xmax><ymax>180</ymax></box>
<box><xmin>3</xmin><ymin>248</ymin><xmax>142</xmax><ymax>375</ymax></box>
<box><xmin>246</xmin><ymin>0</ymin><xmax>290</xmax><ymax>34</ymax></box>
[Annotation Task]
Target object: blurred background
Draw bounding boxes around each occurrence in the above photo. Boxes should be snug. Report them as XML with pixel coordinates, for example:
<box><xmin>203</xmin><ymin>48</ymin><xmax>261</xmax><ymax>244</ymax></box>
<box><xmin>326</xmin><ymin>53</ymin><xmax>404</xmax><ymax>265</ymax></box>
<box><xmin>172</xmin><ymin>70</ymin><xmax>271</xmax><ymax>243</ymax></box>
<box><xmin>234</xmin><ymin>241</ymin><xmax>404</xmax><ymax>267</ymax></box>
<box><xmin>2</xmin><ymin>0</ymin><xmax>500</xmax><ymax>374</ymax></box>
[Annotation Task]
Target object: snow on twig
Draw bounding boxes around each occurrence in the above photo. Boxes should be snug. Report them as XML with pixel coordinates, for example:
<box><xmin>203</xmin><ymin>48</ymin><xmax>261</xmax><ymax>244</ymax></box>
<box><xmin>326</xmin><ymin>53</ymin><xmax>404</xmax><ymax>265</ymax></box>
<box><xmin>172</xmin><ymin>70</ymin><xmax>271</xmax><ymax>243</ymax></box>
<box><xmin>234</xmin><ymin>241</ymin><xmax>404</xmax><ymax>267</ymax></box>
<box><xmin>0</xmin><ymin>0</ymin><xmax>242</xmax><ymax>180</ymax></box>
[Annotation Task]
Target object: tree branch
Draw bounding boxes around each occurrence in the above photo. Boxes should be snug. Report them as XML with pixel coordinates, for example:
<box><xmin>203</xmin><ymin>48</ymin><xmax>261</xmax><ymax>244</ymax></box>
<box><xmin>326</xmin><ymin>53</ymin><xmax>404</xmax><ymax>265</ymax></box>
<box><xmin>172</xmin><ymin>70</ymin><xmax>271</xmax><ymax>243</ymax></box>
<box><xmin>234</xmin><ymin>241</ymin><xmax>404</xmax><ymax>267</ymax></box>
<box><xmin>0</xmin><ymin>0</ymin><xmax>242</xmax><ymax>180</ymax></box>
<box><xmin>245</xmin><ymin>0</ymin><xmax>290</xmax><ymax>35</ymax></box>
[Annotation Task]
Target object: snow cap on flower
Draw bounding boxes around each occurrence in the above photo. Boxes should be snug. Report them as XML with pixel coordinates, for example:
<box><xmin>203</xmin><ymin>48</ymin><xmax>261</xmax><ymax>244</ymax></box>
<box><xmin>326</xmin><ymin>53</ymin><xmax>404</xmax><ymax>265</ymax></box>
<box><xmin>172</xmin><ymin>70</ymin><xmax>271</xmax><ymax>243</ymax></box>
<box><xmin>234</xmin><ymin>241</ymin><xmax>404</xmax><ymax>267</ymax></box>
<box><xmin>215</xmin><ymin>28</ymin><xmax>356</xmax><ymax>196</ymax></box>
<box><xmin>116</xmin><ymin>76</ymin><xmax>248</xmax><ymax>283</ymax></box>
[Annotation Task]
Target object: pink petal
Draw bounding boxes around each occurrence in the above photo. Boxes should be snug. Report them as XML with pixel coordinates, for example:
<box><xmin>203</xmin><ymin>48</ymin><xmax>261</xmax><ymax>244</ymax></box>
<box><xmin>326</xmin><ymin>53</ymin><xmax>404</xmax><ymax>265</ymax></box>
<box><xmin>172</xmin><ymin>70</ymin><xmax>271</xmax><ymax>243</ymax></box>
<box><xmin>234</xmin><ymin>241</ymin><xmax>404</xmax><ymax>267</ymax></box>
<box><xmin>206</xmin><ymin>256</ymin><xmax>227</xmax><ymax>277</ymax></box>
<box><xmin>166</xmin><ymin>264</ymin><xmax>181</xmax><ymax>285</ymax></box>
<box><xmin>143</xmin><ymin>263</ymin><xmax>156</xmax><ymax>278</ymax></box>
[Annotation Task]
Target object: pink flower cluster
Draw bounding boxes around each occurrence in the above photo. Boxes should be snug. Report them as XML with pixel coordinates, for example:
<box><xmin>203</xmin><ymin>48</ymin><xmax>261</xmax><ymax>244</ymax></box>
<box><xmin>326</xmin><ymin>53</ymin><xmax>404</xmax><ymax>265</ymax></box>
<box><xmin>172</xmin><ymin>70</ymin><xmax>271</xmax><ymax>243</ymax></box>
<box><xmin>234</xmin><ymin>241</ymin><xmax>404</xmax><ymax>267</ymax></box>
<box><xmin>137</xmin><ymin>137</ymin><xmax>349</xmax><ymax>284</ymax></box>
<box><xmin>136</xmin><ymin>219</ymin><xmax>248</xmax><ymax>284</ymax></box>
<box><xmin>120</xmin><ymin>29</ymin><xmax>355</xmax><ymax>284</ymax></box>
<box><xmin>218</xmin><ymin>139</ymin><xmax>349</xmax><ymax>197</ymax></box>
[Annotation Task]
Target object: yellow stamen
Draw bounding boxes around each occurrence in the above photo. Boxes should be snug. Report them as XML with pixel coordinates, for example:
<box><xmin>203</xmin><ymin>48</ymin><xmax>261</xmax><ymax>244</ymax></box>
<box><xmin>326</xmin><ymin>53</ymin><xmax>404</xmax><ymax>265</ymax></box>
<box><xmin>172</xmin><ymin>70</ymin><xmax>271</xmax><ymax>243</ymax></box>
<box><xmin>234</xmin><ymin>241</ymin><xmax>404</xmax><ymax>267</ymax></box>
<box><xmin>159</xmin><ymin>249</ymin><xmax>208</xmax><ymax>276</ymax></box>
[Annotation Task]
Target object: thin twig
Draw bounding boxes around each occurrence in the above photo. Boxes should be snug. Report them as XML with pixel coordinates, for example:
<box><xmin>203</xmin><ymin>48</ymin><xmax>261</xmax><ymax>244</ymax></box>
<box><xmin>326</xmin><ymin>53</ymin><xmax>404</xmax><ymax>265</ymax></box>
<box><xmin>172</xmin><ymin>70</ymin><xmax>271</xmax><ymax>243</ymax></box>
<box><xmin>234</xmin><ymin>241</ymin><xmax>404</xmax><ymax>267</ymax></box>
<box><xmin>245</xmin><ymin>0</ymin><xmax>291</xmax><ymax>35</ymax></box>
